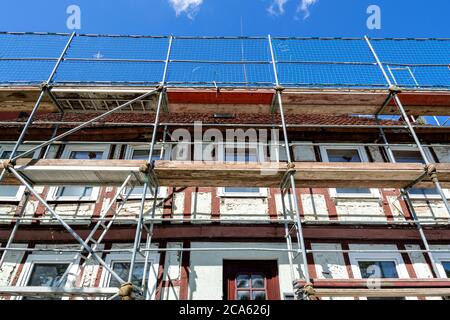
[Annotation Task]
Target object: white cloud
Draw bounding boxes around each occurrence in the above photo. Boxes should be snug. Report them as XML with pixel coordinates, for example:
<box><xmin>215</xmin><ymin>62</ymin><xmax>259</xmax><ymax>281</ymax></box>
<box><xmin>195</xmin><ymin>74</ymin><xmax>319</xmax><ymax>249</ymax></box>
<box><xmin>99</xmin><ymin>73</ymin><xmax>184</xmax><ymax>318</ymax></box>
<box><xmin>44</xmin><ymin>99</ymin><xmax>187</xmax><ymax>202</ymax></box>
<box><xmin>168</xmin><ymin>0</ymin><xmax>203</xmax><ymax>19</ymax></box>
<box><xmin>297</xmin><ymin>0</ymin><xmax>318</xmax><ymax>19</ymax></box>
<box><xmin>267</xmin><ymin>0</ymin><xmax>288</xmax><ymax>16</ymax></box>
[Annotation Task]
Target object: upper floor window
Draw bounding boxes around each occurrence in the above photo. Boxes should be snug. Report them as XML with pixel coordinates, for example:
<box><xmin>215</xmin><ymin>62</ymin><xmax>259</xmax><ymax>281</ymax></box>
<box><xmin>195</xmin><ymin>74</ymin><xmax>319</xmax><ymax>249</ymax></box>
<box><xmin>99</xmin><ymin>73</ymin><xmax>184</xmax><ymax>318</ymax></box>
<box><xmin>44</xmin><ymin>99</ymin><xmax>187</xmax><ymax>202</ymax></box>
<box><xmin>0</xmin><ymin>145</ymin><xmax>40</xmax><ymax>202</ymax></box>
<box><xmin>101</xmin><ymin>252</ymin><xmax>159</xmax><ymax>300</ymax></box>
<box><xmin>358</xmin><ymin>261</ymin><xmax>399</xmax><ymax>278</ymax></box>
<box><xmin>390</xmin><ymin>147</ymin><xmax>449</xmax><ymax>199</ymax></box>
<box><xmin>47</xmin><ymin>144</ymin><xmax>110</xmax><ymax>201</ymax></box>
<box><xmin>124</xmin><ymin>145</ymin><xmax>168</xmax><ymax>198</ymax></box>
<box><xmin>319</xmin><ymin>146</ymin><xmax>379</xmax><ymax>198</ymax></box>
<box><xmin>15</xmin><ymin>253</ymin><xmax>78</xmax><ymax>300</ymax></box>
<box><xmin>349</xmin><ymin>251</ymin><xmax>409</xmax><ymax>300</ymax></box>
<box><xmin>218</xmin><ymin>145</ymin><xmax>267</xmax><ymax>197</ymax></box>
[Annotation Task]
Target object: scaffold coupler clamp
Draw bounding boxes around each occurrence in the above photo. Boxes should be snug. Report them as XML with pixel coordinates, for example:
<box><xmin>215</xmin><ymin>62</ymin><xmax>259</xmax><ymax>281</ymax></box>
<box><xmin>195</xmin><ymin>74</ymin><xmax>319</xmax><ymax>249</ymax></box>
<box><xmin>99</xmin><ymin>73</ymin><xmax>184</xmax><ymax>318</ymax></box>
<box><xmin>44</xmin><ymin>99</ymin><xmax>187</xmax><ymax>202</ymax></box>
<box><xmin>2</xmin><ymin>159</ymin><xmax>15</xmax><ymax>172</ymax></box>
<box><xmin>156</xmin><ymin>83</ymin><xmax>165</xmax><ymax>92</ymax></box>
<box><xmin>388</xmin><ymin>85</ymin><xmax>402</xmax><ymax>94</ymax></box>
<box><xmin>295</xmin><ymin>281</ymin><xmax>315</xmax><ymax>300</ymax></box>
<box><xmin>139</xmin><ymin>161</ymin><xmax>155</xmax><ymax>175</ymax></box>
<box><xmin>119</xmin><ymin>282</ymin><xmax>134</xmax><ymax>300</ymax></box>
<box><xmin>425</xmin><ymin>163</ymin><xmax>438</xmax><ymax>182</ymax></box>
<box><xmin>274</xmin><ymin>85</ymin><xmax>285</xmax><ymax>93</ymax></box>
<box><xmin>40</xmin><ymin>81</ymin><xmax>50</xmax><ymax>90</ymax></box>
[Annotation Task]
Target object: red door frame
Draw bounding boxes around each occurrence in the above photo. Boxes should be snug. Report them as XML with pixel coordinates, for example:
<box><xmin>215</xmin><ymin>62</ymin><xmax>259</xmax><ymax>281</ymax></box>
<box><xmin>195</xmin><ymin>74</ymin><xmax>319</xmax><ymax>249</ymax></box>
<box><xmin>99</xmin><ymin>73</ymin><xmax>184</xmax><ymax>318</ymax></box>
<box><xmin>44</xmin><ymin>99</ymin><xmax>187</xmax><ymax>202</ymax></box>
<box><xmin>223</xmin><ymin>260</ymin><xmax>281</xmax><ymax>300</ymax></box>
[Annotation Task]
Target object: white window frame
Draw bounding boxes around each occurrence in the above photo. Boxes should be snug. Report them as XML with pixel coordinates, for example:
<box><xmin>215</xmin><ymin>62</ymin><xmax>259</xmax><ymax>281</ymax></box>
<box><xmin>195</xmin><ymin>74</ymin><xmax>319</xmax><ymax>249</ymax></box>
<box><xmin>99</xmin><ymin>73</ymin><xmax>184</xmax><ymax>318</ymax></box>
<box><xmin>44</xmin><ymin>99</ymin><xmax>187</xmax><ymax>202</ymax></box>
<box><xmin>47</xmin><ymin>144</ymin><xmax>110</xmax><ymax>201</ymax></box>
<box><xmin>0</xmin><ymin>144</ymin><xmax>41</xmax><ymax>202</ymax></box>
<box><xmin>349</xmin><ymin>251</ymin><xmax>410</xmax><ymax>279</ymax></box>
<box><xmin>431</xmin><ymin>252</ymin><xmax>450</xmax><ymax>278</ymax></box>
<box><xmin>217</xmin><ymin>142</ymin><xmax>268</xmax><ymax>198</ymax></box>
<box><xmin>389</xmin><ymin>145</ymin><xmax>450</xmax><ymax>199</ymax></box>
<box><xmin>124</xmin><ymin>144</ymin><xmax>170</xmax><ymax>199</ymax></box>
<box><xmin>100</xmin><ymin>252</ymin><xmax>160</xmax><ymax>300</ymax></box>
<box><xmin>319</xmin><ymin>145</ymin><xmax>380</xmax><ymax>199</ymax></box>
<box><xmin>14</xmin><ymin>253</ymin><xmax>80</xmax><ymax>300</ymax></box>
<box><xmin>349</xmin><ymin>251</ymin><xmax>412</xmax><ymax>300</ymax></box>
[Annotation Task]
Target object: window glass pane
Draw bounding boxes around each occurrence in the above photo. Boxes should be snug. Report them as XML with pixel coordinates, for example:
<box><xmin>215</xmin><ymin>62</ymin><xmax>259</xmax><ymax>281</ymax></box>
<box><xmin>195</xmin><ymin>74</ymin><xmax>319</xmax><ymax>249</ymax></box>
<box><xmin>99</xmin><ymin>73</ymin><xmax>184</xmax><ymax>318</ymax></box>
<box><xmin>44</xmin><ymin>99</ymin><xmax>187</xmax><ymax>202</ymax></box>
<box><xmin>69</xmin><ymin>150</ymin><xmax>103</xmax><ymax>160</ymax></box>
<box><xmin>336</xmin><ymin>188</ymin><xmax>371</xmax><ymax>195</ymax></box>
<box><xmin>57</xmin><ymin>186</ymin><xmax>93</xmax><ymax>198</ymax></box>
<box><xmin>24</xmin><ymin>263</ymin><xmax>69</xmax><ymax>300</ymax></box>
<box><xmin>442</xmin><ymin>261</ymin><xmax>450</xmax><ymax>278</ymax></box>
<box><xmin>326</xmin><ymin>149</ymin><xmax>370</xmax><ymax>195</ymax></box>
<box><xmin>326</xmin><ymin>149</ymin><xmax>361</xmax><ymax>163</ymax></box>
<box><xmin>251</xmin><ymin>274</ymin><xmax>265</xmax><ymax>288</ymax></box>
<box><xmin>236</xmin><ymin>291</ymin><xmax>250</xmax><ymax>300</ymax></box>
<box><xmin>358</xmin><ymin>261</ymin><xmax>399</xmax><ymax>279</ymax></box>
<box><xmin>392</xmin><ymin>150</ymin><xmax>424</xmax><ymax>164</ymax></box>
<box><xmin>236</xmin><ymin>274</ymin><xmax>250</xmax><ymax>288</ymax></box>
<box><xmin>109</xmin><ymin>262</ymin><xmax>145</xmax><ymax>288</ymax></box>
<box><xmin>0</xmin><ymin>186</ymin><xmax>21</xmax><ymax>198</ymax></box>
<box><xmin>408</xmin><ymin>188</ymin><xmax>439</xmax><ymax>196</ymax></box>
<box><xmin>252</xmin><ymin>291</ymin><xmax>266</xmax><ymax>300</ymax></box>
<box><xmin>1</xmin><ymin>150</ymin><xmax>27</xmax><ymax>158</ymax></box>
<box><xmin>224</xmin><ymin>149</ymin><xmax>259</xmax><ymax>194</ymax></box>
<box><xmin>224</xmin><ymin>187</ymin><xmax>260</xmax><ymax>193</ymax></box>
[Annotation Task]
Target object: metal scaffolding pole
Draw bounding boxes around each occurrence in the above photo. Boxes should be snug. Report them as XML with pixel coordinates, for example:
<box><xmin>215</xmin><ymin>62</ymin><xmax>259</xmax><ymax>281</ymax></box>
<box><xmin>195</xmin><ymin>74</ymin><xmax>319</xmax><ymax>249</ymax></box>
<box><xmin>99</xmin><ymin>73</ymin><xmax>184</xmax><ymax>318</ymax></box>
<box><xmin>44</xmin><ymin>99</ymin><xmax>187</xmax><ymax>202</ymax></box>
<box><xmin>268</xmin><ymin>34</ymin><xmax>311</xmax><ymax>299</ymax></box>
<box><xmin>127</xmin><ymin>36</ymin><xmax>173</xmax><ymax>299</ymax></box>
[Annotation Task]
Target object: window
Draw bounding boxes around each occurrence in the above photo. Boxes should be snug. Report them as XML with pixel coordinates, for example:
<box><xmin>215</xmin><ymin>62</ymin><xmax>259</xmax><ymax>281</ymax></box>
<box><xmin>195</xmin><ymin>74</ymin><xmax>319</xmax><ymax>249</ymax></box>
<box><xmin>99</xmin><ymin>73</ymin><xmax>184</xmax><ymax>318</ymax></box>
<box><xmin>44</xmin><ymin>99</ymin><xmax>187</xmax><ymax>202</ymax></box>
<box><xmin>390</xmin><ymin>147</ymin><xmax>449</xmax><ymax>199</ymax></box>
<box><xmin>431</xmin><ymin>252</ymin><xmax>450</xmax><ymax>279</ymax></box>
<box><xmin>0</xmin><ymin>145</ymin><xmax>40</xmax><ymax>202</ymax></box>
<box><xmin>15</xmin><ymin>253</ymin><xmax>79</xmax><ymax>300</ymax></box>
<box><xmin>101</xmin><ymin>252</ymin><xmax>159</xmax><ymax>300</ymax></box>
<box><xmin>124</xmin><ymin>145</ymin><xmax>168</xmax><ymax>198</ymax></box>
<box><xmin>223</xmin><ymin>260</ymin><xmax>280</xmax><ymax>300</ymax></box>
<box><xmin>350</xmin><ymin>251</ymin><xmax>409</xmax><ymax>279</ymax></box>
<box><xmin>349</xmin><ymin>251</ymin><xmax>409</xmax><ymax>300</ymax></box>
<box><xmin>319</xmin><ymin>146</ymin><xmax>379</xmax><ymax>198</ymax></box>
<box><xmin>23</xmin><ymin>263</ymin><xmax>70</xmax><ymax>300</ymax></box>
<box><xmin>442</xmin><ymin>261</ymin><xmax>450</xmax><ymax>278</ymax></box>
<box><xmin>47</xmin><ymin>144</ymin><xmax>110</xmax><ymax>201</ymax></box>
<box><xmin>218</xmin><ymin>146</ymin><xmax>267</xmax><ymax>197</ymax></box>
<box><xmin>358</xmin><ymin>261</ymin><xmax>399</xmax><ymax>278</ymax></box>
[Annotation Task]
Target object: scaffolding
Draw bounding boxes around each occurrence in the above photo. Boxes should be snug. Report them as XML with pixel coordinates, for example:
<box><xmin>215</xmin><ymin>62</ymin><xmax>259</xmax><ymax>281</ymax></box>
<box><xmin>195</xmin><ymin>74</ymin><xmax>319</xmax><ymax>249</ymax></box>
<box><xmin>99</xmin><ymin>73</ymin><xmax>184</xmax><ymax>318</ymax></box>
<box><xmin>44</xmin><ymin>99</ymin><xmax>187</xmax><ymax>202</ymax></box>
<box><xmin>0</xmin><ymin>33</ymin><xmax>449</xmax><ymax>299</ymax></box>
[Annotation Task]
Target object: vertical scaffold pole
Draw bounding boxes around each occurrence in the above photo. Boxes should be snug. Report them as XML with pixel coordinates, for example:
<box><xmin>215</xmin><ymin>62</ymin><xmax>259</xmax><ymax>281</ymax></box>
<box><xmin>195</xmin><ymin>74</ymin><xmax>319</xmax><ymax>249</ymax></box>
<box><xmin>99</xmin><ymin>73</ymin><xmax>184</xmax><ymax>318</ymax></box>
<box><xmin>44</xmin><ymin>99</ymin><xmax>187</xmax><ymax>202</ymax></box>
<box><xmin>128</xmin><ymin>36</ymin><xmax>173</xmax><ymax>293</ymax></box>
<box><xmin>365</xmin><ymin>35</ymin><xmax>450</xmax><ymax>216</ymax></box>
<box><xmin>268</xmin><ymin>35</ymin><xmax>311</xmax><ymax>297</ymax></box>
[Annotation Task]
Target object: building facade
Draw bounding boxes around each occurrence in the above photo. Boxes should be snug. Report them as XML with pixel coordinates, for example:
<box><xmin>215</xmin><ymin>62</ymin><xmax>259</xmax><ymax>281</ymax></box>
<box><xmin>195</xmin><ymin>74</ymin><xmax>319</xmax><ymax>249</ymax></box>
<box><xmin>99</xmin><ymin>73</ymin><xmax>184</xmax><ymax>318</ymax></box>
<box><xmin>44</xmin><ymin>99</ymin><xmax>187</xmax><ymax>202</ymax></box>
<box><xmin>0</xmin><ymin>33</ymin><xmax>449</xmax><ymax>300</ymax></box>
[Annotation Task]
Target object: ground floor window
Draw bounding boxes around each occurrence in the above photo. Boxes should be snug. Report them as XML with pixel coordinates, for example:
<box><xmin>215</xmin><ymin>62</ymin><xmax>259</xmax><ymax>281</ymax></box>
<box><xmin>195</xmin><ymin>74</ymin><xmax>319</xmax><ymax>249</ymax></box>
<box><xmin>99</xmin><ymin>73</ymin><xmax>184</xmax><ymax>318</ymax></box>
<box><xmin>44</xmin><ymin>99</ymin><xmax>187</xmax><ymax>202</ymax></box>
<box><xmin>349</xmin><ymin>251</ymin><xmax>409</xmax><ymax>300</ymax></box>
<box><xmin>15</xmin><ymin>253</ymin><xmax>79</xmax><ymax>300</ymax></box>
<box><xmin>223</xmin><ymin>260</ymin><xmax>280</xmax><ymax>300</ymax></box>
<box><xmin>101</xmin><ymin>252</ymin><xmax>160</xmax><ymax>300</ymax></box>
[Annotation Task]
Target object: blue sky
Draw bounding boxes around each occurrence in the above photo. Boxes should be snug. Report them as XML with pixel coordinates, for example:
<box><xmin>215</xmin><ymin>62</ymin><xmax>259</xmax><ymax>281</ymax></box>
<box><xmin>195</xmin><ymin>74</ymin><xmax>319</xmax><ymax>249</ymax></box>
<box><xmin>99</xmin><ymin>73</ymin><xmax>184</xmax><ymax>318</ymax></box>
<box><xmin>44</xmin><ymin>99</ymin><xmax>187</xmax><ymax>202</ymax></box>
<box><xmin>0</xmin><ymin>0</ymin><xmax>449</xmax><ymax>37</ymax></box>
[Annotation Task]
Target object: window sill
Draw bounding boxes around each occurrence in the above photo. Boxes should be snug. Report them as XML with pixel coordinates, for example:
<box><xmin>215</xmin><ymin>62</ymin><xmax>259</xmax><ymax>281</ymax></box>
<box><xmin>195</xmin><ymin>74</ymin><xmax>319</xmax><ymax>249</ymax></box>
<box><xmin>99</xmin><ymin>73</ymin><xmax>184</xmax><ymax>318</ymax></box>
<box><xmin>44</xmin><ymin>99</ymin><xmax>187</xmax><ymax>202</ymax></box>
<box><xmin>218</xmin><ymin>194</ymin><xmax>268</xmax><ymax>198</ymax></box>
<box><xmin>331</xmin><ymin>195</ymin><xmax>381</xmax><ymax>201</ymax></box>
<box><xmin>46</xmin><ymin>198</ymin><xmax>98</xmax><ymax>203</ymax></box>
